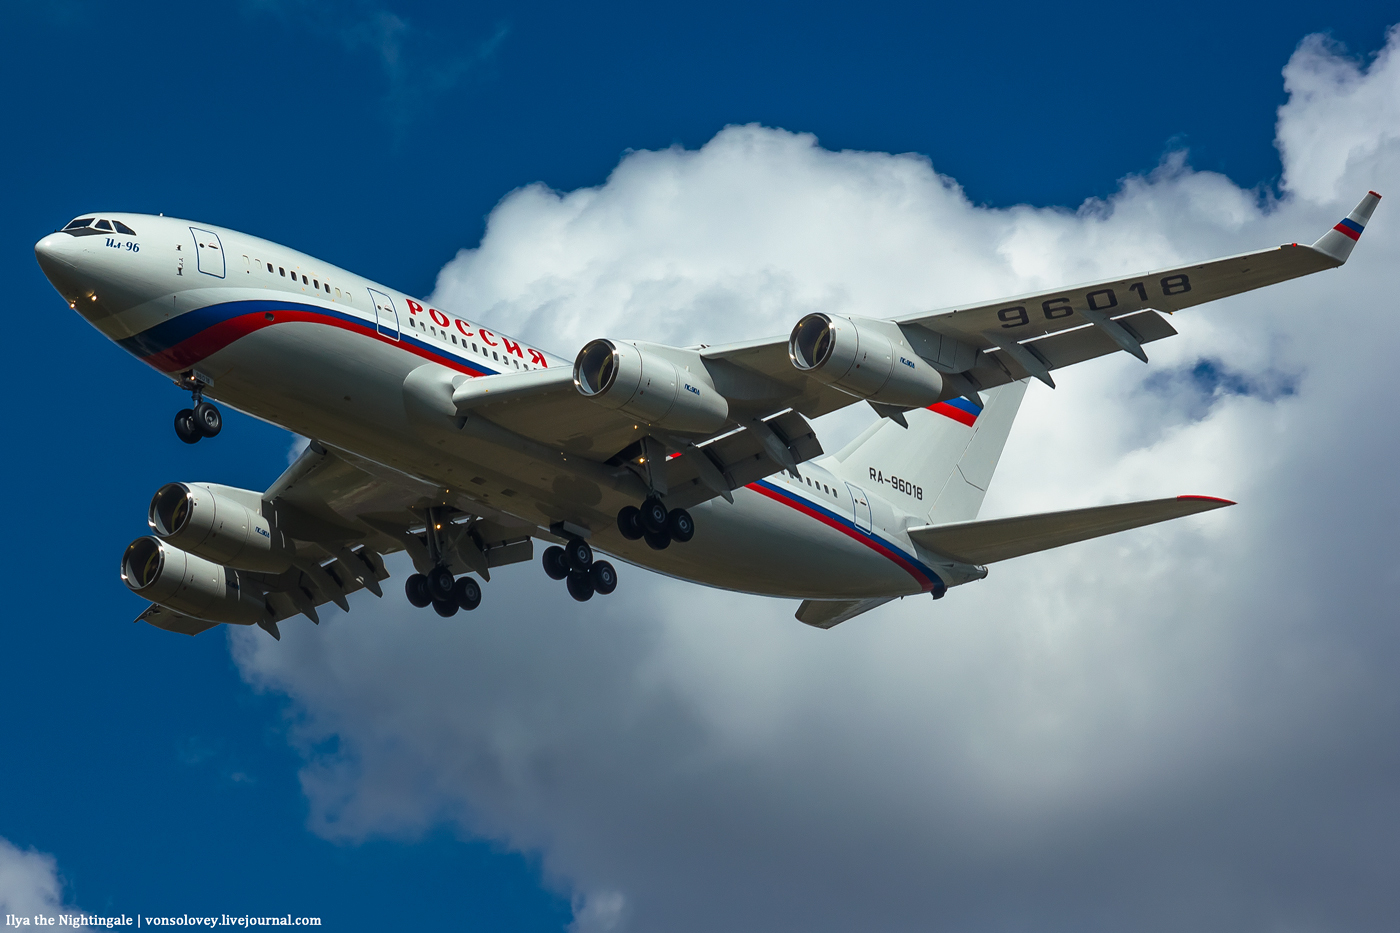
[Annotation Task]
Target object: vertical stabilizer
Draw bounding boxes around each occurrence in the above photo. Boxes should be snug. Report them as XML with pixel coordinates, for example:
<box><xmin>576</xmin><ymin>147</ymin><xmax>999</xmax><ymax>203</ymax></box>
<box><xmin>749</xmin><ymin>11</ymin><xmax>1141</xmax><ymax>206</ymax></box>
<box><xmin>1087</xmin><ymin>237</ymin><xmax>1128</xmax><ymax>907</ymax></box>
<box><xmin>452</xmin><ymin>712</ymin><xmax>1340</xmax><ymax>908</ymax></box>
<box><xmin>830</xmin><ymin>380</ymin><xmax>1029</xmax><ymax>525</ymax></box>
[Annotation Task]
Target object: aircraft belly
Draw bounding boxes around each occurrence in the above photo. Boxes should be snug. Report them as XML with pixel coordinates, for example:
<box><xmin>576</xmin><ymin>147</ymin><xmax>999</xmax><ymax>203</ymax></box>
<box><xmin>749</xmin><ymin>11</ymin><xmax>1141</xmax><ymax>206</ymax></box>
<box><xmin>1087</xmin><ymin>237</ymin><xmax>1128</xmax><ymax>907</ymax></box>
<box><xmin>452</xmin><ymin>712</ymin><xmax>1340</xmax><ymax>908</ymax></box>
<box><xmin>594</xmin><ymin>487</ymin><xmax>925</xmax><ymax>600</ymax></box>
<box><xmin>193</xmin><ymin>323</ymin><xmax>930</xmax><ymax>601</ymax></box>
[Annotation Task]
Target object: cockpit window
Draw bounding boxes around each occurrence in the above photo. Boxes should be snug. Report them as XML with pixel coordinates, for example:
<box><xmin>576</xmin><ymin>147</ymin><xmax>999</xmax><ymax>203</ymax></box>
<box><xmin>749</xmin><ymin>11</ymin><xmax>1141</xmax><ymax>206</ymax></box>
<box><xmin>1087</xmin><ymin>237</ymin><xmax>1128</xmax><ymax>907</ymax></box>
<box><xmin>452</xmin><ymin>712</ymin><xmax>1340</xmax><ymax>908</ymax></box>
<box><xmin>64</xmin><ymin>218</ymin><xmax>94</xmax><ymax>230</ymax></box>
<box><xmin>95</xmin><ymin>220</ymin><xmax>113</xmax><ymax>231</ymax></box>
<box><xmin>113</xmin><ymin>221</ymin><xmax>136</xmax><ymax>235</ymax></box>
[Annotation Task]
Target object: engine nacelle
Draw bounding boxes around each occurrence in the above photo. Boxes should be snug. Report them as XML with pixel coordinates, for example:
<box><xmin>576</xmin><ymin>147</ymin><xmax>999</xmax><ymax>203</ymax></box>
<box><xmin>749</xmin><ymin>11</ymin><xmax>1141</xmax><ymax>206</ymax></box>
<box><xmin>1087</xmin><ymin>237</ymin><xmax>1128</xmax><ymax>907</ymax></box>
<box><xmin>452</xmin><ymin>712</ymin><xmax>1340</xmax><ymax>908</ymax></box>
<box><xmin>788</xmin><ymin>313</ymin><xmax>945</xmax><ymax>408</ymax></box>
<box><xmin>573</xmin><ymin>339</ymin><xmax>729</xmax><ymax>434</ymax></box>
<box><xmin>147</xmin><ymin>483</ymin><xmax>293</xmax><ymax>573</ymax></box>
<box><xmin>121</xmin><ymin>537</ymin><xmax>266</xmax><ymax>626</ymax></box>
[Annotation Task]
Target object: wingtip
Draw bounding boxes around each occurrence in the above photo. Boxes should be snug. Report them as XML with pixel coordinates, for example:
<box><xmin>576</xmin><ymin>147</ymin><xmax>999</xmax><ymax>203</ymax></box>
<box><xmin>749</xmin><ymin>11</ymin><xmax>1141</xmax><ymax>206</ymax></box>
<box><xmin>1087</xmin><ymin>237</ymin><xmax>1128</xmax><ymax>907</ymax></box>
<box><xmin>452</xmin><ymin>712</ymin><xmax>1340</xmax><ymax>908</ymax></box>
<box><xmin>1369</xmin><ymin>190</ymin><xmax>1382</xmax><ymax>199</ymax></box>
<box><xmin>1177</xmin><ymin>495</ymin><xmax>1236</xmax><ymax>506</ymax></box>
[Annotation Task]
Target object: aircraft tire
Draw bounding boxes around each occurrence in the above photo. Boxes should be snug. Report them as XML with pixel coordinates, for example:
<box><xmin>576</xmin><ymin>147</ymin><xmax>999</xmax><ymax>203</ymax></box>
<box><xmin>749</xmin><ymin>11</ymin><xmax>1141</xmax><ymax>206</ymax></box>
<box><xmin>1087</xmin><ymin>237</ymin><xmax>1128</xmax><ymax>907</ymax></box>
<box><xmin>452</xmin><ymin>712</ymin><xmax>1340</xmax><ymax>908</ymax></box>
<box><xmin>666</xmin><ymin>508</ymin><xmax>694</xmax><ymax>543</ymax></box>
<box><xmin>643</xmin><ymin>529</ymin><xmax>671</xmax><ymax>551</ymax></box>
<box><xmin>405</xmin><ymin>573</ymin><xmax>431</xmax><ymax>608</ymax></box>
<box><xmin>193</xmin><ymin>401</ymin><xmax>222</xmax><ymax>438</ymax></box>
<box><xmin>589</xmin><ymin>560</ymin><xmax>617</xmax><ymax>595</ymax></box>
<box><xmin>174</xmin><ymin>409</ymin><xmax>201</xmax><ymax>444</ymax></box>
<box><xmin>542</xmin><ymin>546</ymin><xmax>569</xmax><ymax>580</ymax></box>
<box><xmin>617</xmin><ymin>506</ymin><xmax>645</xmax><ymax>540</ymax></box>
<box><xmin>454</xmin><ymin>576</ymin><xmax>482</xmax><ymax>611</ymax></box>
<box><xmin>431</xmin><ymin>598</ymin><xmax>459</xmax><ymax>617</ymax></box>
<box><xmin>427</xmin><ymin>565</ymin><xmax>456</xmax><ymax>602</ymax></box>
<box><xmin>564</xmin><ymin>537</ymin><xmax>593</xmax><ymax>573</ymax></box>
<box><xmin>640</xmin><ymin>497</ymin><xmax>668</xmax><ymax>535</ymax></box>
<box><xmin>566</xmin><ymin>571</ymin><xmax>594</xmax><ymax>602</ymax></box>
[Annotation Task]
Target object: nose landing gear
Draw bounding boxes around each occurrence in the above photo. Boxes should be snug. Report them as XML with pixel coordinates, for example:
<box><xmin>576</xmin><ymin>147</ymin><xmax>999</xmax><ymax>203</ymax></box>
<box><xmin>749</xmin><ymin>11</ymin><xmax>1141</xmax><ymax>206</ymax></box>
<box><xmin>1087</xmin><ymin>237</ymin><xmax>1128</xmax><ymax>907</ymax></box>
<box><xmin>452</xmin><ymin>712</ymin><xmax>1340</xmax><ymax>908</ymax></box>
<box><xmin>617</xmin><ymin>496</ymin><xmax>694</xmax><ymax>550</ymax></box>
<box><xmin>172</xmin><ymin>374</ymin><xmax>222</xmax><ymax>444</ymax></box>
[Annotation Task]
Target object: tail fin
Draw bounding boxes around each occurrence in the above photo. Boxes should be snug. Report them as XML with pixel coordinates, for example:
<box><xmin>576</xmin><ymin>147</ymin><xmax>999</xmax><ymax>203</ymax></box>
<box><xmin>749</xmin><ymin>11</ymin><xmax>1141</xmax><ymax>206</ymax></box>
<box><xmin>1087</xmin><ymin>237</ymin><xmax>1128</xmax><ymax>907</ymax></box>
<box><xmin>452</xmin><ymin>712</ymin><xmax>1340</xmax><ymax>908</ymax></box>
<box><xmin>829</xmin><ymin>380</ymin><xmax>1029</xmax><ymax>524</ymax></box>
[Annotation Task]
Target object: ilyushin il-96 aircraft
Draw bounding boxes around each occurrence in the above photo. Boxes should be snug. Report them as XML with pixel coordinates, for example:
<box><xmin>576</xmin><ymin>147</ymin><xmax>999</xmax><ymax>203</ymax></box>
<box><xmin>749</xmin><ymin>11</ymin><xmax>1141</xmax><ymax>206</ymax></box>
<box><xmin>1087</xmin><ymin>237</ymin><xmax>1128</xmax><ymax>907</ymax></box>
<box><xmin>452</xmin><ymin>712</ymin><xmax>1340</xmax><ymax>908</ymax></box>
<box><xmin>34</xmin><ymin>192</ymin><xmax>1379</xmax><ymax>638</ymax></box>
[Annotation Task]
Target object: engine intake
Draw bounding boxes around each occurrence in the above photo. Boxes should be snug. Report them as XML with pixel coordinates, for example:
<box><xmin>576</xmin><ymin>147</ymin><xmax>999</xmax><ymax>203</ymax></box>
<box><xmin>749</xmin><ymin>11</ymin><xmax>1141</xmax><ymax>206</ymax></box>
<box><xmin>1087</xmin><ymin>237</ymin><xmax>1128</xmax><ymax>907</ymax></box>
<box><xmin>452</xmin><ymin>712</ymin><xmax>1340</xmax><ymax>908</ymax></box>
<box><xmin>148</xmin><ymin>483</ymin><xmax>293</xmax><ymax>572</ymax></box>
<box><xmin>121</xmin><ymin>537</ymin><xmax>266</xmax><ymax>626</ymax></box>
<box><xmin>789</xmin><ymin>313</ymin><xmax>945</xmax><ymax>408</ymax></box>
<box><xmin>574</xmin><ymin>339</ymin><xmax>729</xmax><ymax>434</ymax></box>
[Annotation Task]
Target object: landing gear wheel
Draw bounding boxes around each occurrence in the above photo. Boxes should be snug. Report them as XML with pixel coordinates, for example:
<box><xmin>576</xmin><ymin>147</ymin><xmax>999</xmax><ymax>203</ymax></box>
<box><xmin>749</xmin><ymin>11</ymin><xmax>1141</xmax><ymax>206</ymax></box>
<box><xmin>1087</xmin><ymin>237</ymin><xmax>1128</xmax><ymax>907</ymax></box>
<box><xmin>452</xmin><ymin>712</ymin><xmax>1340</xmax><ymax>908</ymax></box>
<box><xmin>589</xmin><ymin>560</ymin><xmax>617</xmax><ymax>595</ymax></box>
<box><xmin>644</xmin><ymin>529</ymin><xmax>671</xmax><ymax>551</ymax></box>
<box><xmin>617</xmin><ymin>506</ymin><xmax>645</xmax><ymax>540</ymax></box>
<box><xmin>192</xmin><ymin>401</ymin><xmax>222</xmax><ymax>438</ymax></box>
<box><xmin>542</xmin><ymin>546</ymin><xmax>569</xmax><ymax>580</ymax></box>
<box><xmin>640</xmin><ymin>497</ymin><xmax>668</xmax><ymax>535</ymax></box>
<box><xmin>667</xmin><ymin>508</ymin><xmax>695</xmax><ymax>543</ymax></box>
<box><xmin>454</xmin><ymin>576</ymin><xmax>482</xmax><ymax>611</ymax></box>
<box><xmin>566</xmin><ymin>571</ymin><xmax>595</xmax><ymax>602</ymax></box>
<box><xmin>427</xmin><ymin>565</ymin><xmax>456</xmax><ymax>602</ymax></box>
<box><xmin>174</xmin><ymin>409</ymin><xmax>201</xmax><ymax>444</ymax></box>
<box><xmin>405</xmin><ymin>573</ymin><xmax>431</xmax><ymax>608</ymax></box>
<box><xmin>563</xmin><ymin>537</ymin><xmax>593</xmax><ymax>573</ymax></box>
<box><xmin>431</xmin><ymin>598</ymin><xmax>459</xmax><ymax>618</ymax></box>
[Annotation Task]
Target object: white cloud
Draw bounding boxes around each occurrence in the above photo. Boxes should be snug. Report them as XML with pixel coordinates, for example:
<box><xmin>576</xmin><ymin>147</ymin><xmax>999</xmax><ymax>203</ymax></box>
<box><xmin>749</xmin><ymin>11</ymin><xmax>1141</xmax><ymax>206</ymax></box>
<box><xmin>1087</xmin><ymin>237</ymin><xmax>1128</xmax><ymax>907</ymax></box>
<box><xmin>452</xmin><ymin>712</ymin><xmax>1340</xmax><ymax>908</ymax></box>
<box><xmin>0</xmin><ymin>836</ymin><xmax>79</xmax><ymax>921</ymax></box>
<box><xmin>235</xmin><ymin>26</ymin><xmax>1400</xmax><ymax>933</ymax></box>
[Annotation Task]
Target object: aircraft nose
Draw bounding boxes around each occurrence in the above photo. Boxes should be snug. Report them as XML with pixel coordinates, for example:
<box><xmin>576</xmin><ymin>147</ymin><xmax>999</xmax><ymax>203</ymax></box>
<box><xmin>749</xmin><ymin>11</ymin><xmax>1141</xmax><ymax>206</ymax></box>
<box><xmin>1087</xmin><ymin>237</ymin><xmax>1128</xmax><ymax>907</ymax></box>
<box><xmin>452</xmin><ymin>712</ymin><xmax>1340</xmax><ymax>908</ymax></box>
<box><xmin>35</xmin><ymin>232</ymin><xmax>70</xmax><ymax>270</ymax></box>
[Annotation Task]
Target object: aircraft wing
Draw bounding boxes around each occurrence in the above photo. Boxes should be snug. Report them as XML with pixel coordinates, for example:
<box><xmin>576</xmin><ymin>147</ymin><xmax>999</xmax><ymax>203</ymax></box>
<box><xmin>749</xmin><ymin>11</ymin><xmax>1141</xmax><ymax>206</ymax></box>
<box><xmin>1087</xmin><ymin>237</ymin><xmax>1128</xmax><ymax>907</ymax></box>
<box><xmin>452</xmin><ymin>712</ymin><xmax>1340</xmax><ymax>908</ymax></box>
<box><xmin>698</xmin><ymin>191</ymin><xmax>1380</xmax><ymax>401</ymax></box>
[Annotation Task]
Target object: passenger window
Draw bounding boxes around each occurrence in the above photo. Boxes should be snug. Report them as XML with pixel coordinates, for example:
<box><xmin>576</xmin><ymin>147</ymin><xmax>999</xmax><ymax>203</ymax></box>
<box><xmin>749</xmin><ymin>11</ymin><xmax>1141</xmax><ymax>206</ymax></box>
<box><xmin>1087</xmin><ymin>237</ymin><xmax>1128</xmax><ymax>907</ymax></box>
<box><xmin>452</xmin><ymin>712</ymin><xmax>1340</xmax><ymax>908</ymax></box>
<box><xmin>313</xmin><ymin>279</ymin><xmax>319</xmax><ymax>288</ymax></box>
<box><xmin>113</xmin><ymin>221</ymin><xmax>136</xmax><ymax>235</ymax></box>
<box><xmin>95</xmin><ymin>220</ymin><xmax>113</xmax><ymax>231</ymax></box>
<box><xmin>267</xmin><ymin>263</ymin><xmax>273</xmax><ymax>273</ymax></box>
<box><xmin>451</xmin><ymin>335</ymin><xmax>458</xmax><ymax>345</ymax></box>
<box><xmin>324</xmin><ymin>282</ymin><xmax>330</xmax><ymax>293</ymax></box>
<box><xmin>302</xmin><ymin>275</ymin><xmax>308</xmax><ymax>285</ymax></box>
<box><xmin>472</xmin><ymin>343</ymin><xmax>478</xmax><ymax>352</ymax></box>
<box><xmin>492</xmin><ymin>351</ymin><xmax>499</xmax><ymax>361</ymax></box>
<box><xmin>279</xmin><ymin>267</ymin><xmax>285</xmax><ymax>276</ymax></box>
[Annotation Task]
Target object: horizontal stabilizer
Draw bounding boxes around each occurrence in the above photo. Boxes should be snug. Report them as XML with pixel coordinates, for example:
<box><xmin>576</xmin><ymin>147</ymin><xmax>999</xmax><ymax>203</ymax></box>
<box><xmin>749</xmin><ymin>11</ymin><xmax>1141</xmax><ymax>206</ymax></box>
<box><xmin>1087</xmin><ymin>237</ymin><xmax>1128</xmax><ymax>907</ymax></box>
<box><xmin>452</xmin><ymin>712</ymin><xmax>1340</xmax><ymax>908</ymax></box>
<box><xmin>795</xmin><ymin>596</ymin><xmax>895</xmax><ymax>629</ymax></box>
<box><xmin>907</xmin><ymin>495</ymin><xmax>1234</xmax><ymax>565</ymax></box>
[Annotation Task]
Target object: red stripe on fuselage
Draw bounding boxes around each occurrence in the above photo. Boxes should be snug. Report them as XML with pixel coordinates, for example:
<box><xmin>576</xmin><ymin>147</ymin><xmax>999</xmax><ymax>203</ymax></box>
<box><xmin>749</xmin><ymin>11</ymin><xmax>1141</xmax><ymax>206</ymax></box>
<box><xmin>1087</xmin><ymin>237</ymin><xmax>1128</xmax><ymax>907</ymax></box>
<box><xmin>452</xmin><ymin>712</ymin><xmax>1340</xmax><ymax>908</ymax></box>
<box><xmin>748</xmin><ymin>482</ymin><xmax>937</xmax><ymax>592</ymax></box>
<box><xmin>140</xmin><ymin>309</ymin><xmax>491</xmax><ymax>378</ymax></box>
<box><xmin>1333</xmin><ymin>222</ymin><xmax>1362</xmax><ymax>241</ymax></box>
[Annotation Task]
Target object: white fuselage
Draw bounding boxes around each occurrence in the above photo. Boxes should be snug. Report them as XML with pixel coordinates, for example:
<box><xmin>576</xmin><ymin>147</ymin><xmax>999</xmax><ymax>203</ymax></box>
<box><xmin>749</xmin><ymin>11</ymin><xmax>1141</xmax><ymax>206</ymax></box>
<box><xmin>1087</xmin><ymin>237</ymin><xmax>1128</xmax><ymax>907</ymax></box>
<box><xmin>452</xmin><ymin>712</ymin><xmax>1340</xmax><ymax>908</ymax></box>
<box><xmin>36</xmin><ymin>214</ymin><xmax>966</xmax><ymax>601</ymax></box>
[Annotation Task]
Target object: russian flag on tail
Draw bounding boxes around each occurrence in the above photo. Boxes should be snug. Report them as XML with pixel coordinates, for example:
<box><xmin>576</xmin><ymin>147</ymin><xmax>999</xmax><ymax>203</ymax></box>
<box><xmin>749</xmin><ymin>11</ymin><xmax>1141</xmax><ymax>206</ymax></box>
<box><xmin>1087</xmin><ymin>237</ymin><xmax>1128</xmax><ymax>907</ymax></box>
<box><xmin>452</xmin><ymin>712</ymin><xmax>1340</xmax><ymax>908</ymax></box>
<box><xmin>1313</xmin><ymin>191</ymin><xmax>1381</xmax><ymax>263</ymax></box>
<box><xmin>928</xmin><ymin>396</ymin><xmax>982</xmax><ymax>426</ymax></box>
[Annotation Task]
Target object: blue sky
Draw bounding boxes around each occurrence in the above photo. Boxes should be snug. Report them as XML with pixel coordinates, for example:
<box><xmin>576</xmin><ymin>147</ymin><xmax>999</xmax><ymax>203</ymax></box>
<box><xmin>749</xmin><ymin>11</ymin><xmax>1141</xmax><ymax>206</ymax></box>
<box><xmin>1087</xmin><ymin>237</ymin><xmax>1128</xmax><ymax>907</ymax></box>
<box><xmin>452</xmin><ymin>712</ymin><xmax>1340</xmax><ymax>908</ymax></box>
<box><xmin>2</xmin><ymin>1</ymin><xmax>1398</xmax><ymax>929</ymax></box>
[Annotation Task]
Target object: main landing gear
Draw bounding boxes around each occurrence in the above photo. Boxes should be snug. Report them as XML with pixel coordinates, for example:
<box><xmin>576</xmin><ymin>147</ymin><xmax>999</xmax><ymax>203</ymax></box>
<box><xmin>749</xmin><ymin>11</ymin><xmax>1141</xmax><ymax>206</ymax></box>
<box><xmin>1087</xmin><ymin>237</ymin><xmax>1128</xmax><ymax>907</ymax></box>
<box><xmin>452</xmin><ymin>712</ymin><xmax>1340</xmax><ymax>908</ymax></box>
<box><xmin>616</xmin><ymin>496</ymin><xmax>694</xmax><ymax>551</ymax></box>
<box><xmin>173</xmin><ymin>374</ymin><xmax>222</xmax><ymax>445</ymax></box>
<box><xmin>404</xmin><ymin>567</ymin><xmax>482</xmax><ymax>617</ymax></box>
<box><xmin>402</xmin><ymin>506</ymin><xmax>485</xmax><ymax>617</ymax></box>
<box><xmin>541</xmin><ymin>535</ymin><xmax>618</xmax><ymax>602</ymax></box>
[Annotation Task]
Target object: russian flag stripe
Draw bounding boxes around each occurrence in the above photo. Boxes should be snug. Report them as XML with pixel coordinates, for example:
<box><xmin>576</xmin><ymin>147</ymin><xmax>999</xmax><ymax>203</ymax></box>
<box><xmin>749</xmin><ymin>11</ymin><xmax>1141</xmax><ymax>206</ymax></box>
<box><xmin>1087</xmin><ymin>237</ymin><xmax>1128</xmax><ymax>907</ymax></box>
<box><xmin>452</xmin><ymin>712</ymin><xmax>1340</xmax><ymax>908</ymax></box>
<box><xmin>1334</xmin><ymin>217</ymin><xmax>1364</xmax><ymax>241</ymax></box>
<box><xmin>928</xmin><ymin>396</ymin><xmax>982</xmax><ymax>426</ymax></box>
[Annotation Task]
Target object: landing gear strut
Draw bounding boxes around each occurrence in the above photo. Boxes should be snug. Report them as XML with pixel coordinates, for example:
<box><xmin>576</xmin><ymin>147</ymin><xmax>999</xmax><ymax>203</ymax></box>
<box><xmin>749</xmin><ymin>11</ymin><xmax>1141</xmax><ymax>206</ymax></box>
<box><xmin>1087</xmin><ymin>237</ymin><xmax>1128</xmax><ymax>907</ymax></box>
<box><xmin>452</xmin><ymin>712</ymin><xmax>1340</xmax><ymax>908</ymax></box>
<box><xmin>617</xmin><ymin>496</ymin><xmax>694</xmax><ymax>550</ymax></box>
<box><xmin>542</xmin><ymin>534</ymin><xmax>618</xmax><ymax>602</ymax></box>
<box><xmin>173</xmin><ymin>373</ymin><xmax>222</xmax><ymax>445</ymax></box>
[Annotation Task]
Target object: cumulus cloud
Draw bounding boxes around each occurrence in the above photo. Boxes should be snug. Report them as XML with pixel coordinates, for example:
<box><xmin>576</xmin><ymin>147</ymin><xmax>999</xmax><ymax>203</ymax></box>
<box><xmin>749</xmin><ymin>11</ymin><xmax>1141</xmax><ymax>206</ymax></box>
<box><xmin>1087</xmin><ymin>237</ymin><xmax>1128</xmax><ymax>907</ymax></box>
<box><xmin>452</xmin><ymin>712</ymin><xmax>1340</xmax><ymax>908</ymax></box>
<box><xmin>0</xmin><ymin>836</ymin><xmax>79</xmax><ymax>921</ymax></box>
<box><xmin>235</xmin><ymin>26</ymin><xmax>1400</xmax><ymax>933</ymax></box>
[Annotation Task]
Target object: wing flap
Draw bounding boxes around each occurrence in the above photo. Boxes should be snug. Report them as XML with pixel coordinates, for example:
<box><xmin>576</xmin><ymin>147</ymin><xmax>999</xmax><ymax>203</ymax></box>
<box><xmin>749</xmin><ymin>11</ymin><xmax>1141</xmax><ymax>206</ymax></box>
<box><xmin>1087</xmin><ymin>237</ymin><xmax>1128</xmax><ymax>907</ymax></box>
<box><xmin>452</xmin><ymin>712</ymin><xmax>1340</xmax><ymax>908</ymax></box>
<box><xmin>136</xmin><ymin>604</ymin><xmax>221</xmax><ymax>636</ymax></box>
<box><xmin>908</xmin><ymin>495</ymin><xmax>1234</xmax><ymax>565</ymax></box>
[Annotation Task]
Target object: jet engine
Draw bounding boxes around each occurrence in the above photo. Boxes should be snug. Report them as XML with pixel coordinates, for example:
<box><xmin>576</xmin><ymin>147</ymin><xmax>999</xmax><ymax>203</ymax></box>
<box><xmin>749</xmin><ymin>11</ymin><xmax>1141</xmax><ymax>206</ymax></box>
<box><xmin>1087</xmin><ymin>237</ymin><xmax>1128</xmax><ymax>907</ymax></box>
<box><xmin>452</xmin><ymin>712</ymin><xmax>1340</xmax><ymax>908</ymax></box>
<box><xmin>121</xmin><ymin>536</ymin><xmax>267</xmax><ymax>626</ymax></box>
<box><xmin>573</xmin><ymin>339</ymin><xmax>729</xmax><ymax>434</ymax></box>
<box><xmin>788</xmin><ymin>313</ymin><xmax>945</xmax><ymax>408</ymax></box>
<box><xmin>148</xmin><ymin>483</ymin><xmax>293</xmax><ymax>573</ymax></box>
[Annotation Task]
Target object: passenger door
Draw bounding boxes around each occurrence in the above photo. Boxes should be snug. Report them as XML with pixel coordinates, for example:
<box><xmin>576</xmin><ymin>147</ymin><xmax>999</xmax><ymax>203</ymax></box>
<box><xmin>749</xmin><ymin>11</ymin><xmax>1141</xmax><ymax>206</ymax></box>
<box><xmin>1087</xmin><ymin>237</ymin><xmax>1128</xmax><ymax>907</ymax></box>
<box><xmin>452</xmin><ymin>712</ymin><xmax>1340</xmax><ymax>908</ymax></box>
<box><xmin>845</xmin><ymin>483</ymin><xmax>873</xmax><ymax>533</ymax></box>
<box><xmin>367</xmin><ymin>288</ymin><xmax>399</xmax><ymax>340</ymax></box>
<box><xmin>189</xmin><ymin>227</ymin><xmax>225</xmax><ymax>278</ymax></box>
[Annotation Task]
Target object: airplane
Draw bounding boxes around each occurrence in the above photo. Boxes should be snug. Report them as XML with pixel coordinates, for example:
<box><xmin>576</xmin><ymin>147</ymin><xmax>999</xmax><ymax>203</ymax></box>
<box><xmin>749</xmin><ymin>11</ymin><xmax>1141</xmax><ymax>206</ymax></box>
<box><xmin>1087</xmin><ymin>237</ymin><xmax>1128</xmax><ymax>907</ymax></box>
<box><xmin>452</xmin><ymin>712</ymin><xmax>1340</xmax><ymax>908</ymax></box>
<box><xmin>33</xmin><ymin>191</ymin><xmax>1380</xmax><ymax>638</ymax></box>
